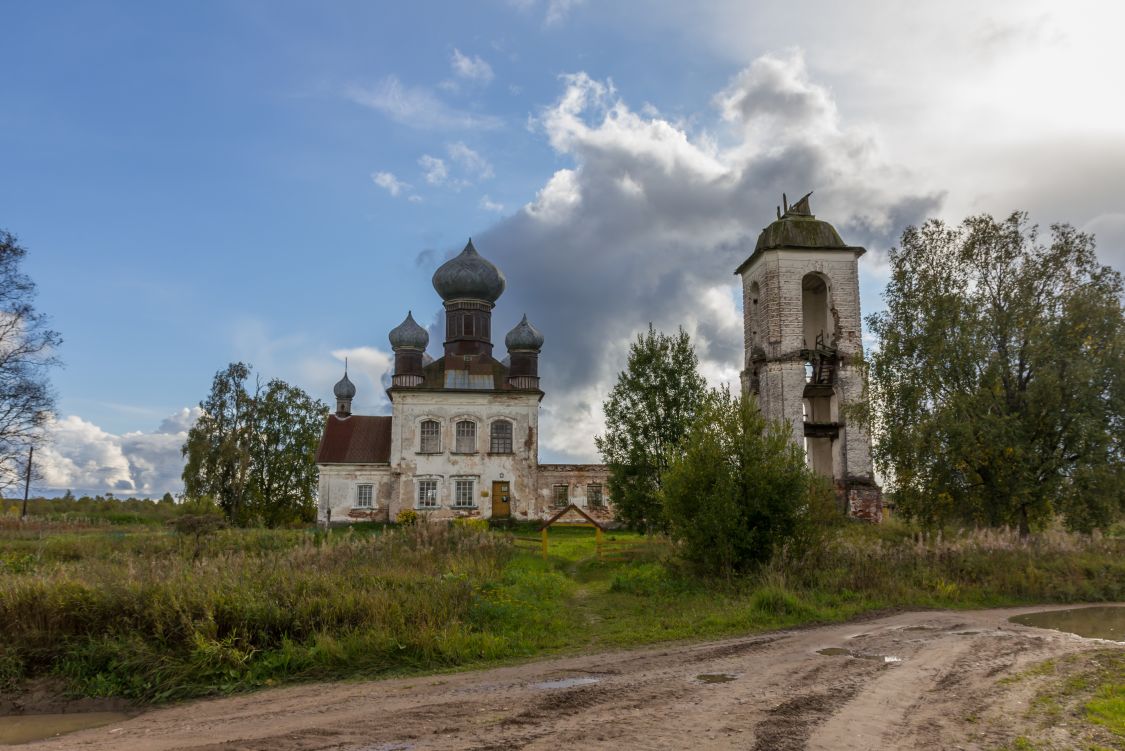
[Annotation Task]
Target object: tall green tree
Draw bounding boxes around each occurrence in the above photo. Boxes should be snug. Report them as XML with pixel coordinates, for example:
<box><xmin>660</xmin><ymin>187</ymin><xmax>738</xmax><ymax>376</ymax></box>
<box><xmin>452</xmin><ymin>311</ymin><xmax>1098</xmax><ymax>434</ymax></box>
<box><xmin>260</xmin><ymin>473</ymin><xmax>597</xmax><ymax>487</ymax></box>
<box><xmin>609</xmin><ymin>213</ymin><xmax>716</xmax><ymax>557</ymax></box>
<box><xmin>596</xmin><ymin>325</ymin><xmax>706</xmax><ymax>533</ymax></box>
<box><xmin>663</xmin><ymin>388</ymin><xmax>833</xmax><ymax>576</ymax></box>
<box><xmin>861</xmin><ymin>212</ymin><xmax>1124</xmax><ymax>533</ymax></box>
<box><xmin>0</xmin><ymin>230</ymin><xmax>61</xmax><ymax>492</ymax></box>
<box><xmin>247</xmin><ymin>379</ymin><xmax>326</xmax><ymax>526</ymax></box>
<box><xmin>182</xmin><ymin>363</ymin><xmax>327</xmax><ymax>526</ymax></box>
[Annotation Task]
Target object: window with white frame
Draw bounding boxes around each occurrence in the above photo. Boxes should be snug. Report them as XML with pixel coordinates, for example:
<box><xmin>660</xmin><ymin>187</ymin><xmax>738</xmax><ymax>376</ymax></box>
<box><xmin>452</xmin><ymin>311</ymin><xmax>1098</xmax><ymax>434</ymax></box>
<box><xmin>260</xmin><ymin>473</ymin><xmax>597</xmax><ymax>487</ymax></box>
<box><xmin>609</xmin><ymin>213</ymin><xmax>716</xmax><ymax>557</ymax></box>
<box><xmin>553</xmin><ymin>484</ymin><xmax>569</xmax><ymax>507</ymax></box>
<box><xmin>355</xmin><ymin>483</ymin><xmax>374</xmax><ymax>508</ymax></box>
<box><xmin>490</xmin><ymin>420</ymin><xmax>513</xmax><ymax>453</ymax></box>
<box><xmin>417</xmin><ymin>479</ymin><xmax>439</xmax><ymax>508</ymax></box>
<box><xmin>587</xmin><ymin>483</ymin><xmax>604</xmax><ymax>508</ymax></box>
<box><xmin>455</xmin><ymin>420</ymin><xmax>476</xmax><ymax>453</ymax></box>
<box><xmin>453</xmin><ymin>478</ymin><xmax>475</xmax><ymax>508</ymax></box>
<box><xmin>419</xmin><ymin>420</ymin><xmax>440</xmax><ymax>453</ymax></box>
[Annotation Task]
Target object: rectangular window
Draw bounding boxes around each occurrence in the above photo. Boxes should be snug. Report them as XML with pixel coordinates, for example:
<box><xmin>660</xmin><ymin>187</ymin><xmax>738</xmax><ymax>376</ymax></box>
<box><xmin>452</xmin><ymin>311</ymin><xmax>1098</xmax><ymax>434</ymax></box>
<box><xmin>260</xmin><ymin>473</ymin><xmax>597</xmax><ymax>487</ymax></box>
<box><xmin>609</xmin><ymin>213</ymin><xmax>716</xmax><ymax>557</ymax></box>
<box><xmin>355</xmin><ymin>484</ymin><xmax>373</xmax><ymax>508</ymax></box>
<box><xmin>490</xmin><ymin>420</ymin><xmax>513</xmax><ymax>453</ymax></box>
<box><xmin>587</xmin><ymin>483</ymin><xmax>603</xmax><ymax>508</ymax></box>
<box><xmin>553</xmin><ymin>484</ymin><xmax>569</xmax><ymax>507</ymax></box>
<box><xmin>453</xmin><ymin>479</ymin><xmax>475</xmax><ymax>508</ymax></box>
<box><xmin>420</xmin><ymin>420</ymin><xmax>440</xmax><ymax>453</ymax></box>
<box><xmin>417</xmin><ymin>479</ymin><xmax>439</xmax><ymax>509</ymax></box>
<box><xmin>463</xmin><ymin>314</ymin><xmax>474</xmax><ymax>337</ymax></box>
<box><xmin>455</xmin><ymin>420</ymin><xmax>476</xmax><ymax>453</ymax></box>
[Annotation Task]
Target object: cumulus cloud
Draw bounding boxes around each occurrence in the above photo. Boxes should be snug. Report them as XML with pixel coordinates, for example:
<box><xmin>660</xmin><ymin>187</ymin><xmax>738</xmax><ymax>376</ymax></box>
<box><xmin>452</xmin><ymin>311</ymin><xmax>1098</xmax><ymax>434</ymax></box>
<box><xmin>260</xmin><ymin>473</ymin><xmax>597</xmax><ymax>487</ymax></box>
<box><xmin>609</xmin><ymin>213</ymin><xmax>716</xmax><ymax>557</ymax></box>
<box><xmin>480</xmin><ymin>195</ymin><xmax>505</xmax><ymax>212</ymax></box>
<box><xmin>36</xmin><ymin>408</ymin><xmax>201</xmax><ymax>498</ymax></box>
<box><xmin>347</xmin><ymin>75</ymin><xmax>502</xmax><ymax>130</ymax></box>
<box><xmin>418</xmin><ymin>155</ymin><xmax>448</xmax><ymax>185</ymax></box>
<box><xmin>450</xmin><ymin>49</ymin><xmax>494</xmax><ymax>83</ymax></box>
<box><xmin>455</xmin><ymin>51</ymin><xmax>941</xmax><ymax>461</ymax></box>
<box><xmin>372</xmin><ymin>171</ymin><xmax>409</xmax><ymax>196</ymax></box>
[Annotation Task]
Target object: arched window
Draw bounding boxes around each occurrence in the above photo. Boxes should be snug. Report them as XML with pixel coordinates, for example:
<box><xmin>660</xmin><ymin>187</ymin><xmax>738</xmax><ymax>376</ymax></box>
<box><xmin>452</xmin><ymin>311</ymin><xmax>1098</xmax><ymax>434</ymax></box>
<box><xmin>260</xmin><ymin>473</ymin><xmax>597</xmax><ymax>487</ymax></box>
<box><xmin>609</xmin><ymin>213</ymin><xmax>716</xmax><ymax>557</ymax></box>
<box><xmin>455</xmin><ymin>420</ymin><xmax>477</xmax><ymax>453</ymax></box>
<box><xmin>490</xmin><ymin>420</ymin><xmax>513</xmax><ymax>453</ymax></box>
<box><xmin>801</xmin><ymin>273</ymin><xmax>832</xmax><ymax>349</ymax></box>
<box><xmin>419</xmin><ymin>419</ymin><xmax>440</xmax><ymax>453</ymax></box>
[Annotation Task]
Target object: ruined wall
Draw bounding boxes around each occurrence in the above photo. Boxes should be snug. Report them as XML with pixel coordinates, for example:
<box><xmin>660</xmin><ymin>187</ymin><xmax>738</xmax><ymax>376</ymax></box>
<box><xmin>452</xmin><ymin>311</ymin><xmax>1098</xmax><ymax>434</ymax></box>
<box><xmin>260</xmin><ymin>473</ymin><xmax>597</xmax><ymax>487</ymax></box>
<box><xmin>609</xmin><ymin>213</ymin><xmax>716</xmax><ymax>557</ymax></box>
<box><xmin>387</xmin><ymin>389</ymin><xmax>541</xmax><ymax>521</ymax></box>
<box><xmin>535</xmin><ymin>464</ymin><xmax>614</xmax><ymax>523</ymax></box>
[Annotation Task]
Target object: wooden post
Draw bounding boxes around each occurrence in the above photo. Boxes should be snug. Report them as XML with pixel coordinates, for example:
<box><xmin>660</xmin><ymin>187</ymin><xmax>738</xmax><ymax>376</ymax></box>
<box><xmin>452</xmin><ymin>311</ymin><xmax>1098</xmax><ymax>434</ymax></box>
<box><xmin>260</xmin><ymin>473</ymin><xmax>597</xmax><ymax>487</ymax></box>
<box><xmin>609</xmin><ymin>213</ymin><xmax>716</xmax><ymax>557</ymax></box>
<box><xmin>596</xmin><ymin>525</ymin><xmax>603</xmax><ymax>560</ymax></box>
<box><xmin>540</xmin><ymin>527</ymin><xmax>548</xmax><ymax>560</ymax></box>
<box><xmin>20</xmin><ymin>446</ymin><xmax>33</xmax><ymax>520</ymax></box>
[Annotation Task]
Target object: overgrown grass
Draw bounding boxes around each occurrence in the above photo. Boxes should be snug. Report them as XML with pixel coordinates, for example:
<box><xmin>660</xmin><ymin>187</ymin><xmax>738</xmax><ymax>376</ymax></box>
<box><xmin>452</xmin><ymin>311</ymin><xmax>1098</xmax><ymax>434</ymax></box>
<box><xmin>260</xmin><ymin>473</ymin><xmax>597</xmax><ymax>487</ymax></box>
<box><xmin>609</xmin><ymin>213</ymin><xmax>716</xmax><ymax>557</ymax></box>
<box><xmin>0</xmin><ymin>518</ymin><xmax>1121</xmax><ymax>704</ymax></box>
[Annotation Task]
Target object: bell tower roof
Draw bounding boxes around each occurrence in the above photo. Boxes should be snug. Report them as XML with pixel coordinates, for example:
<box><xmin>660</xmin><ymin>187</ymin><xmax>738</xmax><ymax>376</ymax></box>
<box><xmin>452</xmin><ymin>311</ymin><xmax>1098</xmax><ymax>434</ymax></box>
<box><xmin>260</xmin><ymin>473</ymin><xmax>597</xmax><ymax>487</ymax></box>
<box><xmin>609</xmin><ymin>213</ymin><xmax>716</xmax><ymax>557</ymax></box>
<box><xmin>736</xmin><ymin>191</ymin><xmax>864</xmax><ymax>275</ymax></box>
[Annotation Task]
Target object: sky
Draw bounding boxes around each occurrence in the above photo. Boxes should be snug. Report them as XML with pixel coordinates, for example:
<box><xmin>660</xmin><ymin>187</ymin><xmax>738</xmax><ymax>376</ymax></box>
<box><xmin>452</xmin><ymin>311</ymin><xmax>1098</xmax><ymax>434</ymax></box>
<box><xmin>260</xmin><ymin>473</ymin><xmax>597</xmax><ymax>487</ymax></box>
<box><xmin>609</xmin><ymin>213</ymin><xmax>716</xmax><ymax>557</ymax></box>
<box><xmin>2</xmin><ymin>0</ymin><xmax>1123</xmax><ymax>497</ymax></box>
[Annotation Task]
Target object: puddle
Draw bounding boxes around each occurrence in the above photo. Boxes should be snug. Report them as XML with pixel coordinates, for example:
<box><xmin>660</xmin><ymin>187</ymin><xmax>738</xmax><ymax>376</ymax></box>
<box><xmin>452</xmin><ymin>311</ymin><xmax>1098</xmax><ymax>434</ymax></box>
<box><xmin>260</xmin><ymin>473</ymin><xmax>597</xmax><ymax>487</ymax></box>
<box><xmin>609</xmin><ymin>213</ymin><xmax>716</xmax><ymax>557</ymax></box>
<box><xmin>0</xmin><ymin>712</ymin><xmax>130</xmax><ymax>745</ymax></box>
<box><xmin>696</xmin><ymin>673</ymin><xmax>737</xmax><ymax>684</ymax></box>
<box><xmin>817</xmin><ymin>648</ymin><xmax>902</xmax><ymax>664</ymax></box>
<box><xmin>531</xmin><ymin>677</ymin><xmax>600</xmax><ymax>690</ymax></box>
<box><xmin>1009</xmin><ymin>606</ymin><xmax>1125</xmax><ymax>642</ymax></box>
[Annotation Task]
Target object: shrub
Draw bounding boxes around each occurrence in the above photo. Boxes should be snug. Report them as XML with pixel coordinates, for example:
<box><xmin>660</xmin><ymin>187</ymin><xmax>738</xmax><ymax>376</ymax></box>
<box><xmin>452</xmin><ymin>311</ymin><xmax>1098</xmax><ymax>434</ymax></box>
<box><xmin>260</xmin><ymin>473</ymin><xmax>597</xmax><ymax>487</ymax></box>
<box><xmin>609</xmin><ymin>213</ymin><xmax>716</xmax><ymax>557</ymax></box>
<box><xmin>662</xmin><ymin>388</ymin><xmax>835</xmax><ymax>576</ymax></box>
<box><xmin>396</xmin><ymin>508</ymin><xmax>419</xmax><ymax>526</ymax></box>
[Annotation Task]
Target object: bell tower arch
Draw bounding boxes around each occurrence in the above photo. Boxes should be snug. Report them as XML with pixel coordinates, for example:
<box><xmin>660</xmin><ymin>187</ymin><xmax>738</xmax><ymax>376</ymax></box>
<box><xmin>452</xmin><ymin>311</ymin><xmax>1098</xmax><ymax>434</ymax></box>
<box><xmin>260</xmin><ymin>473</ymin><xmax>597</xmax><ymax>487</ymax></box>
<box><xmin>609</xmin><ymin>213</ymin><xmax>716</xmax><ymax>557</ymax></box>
<box><xmin>734</xmin><ymin>192</ymin><xmax>882</xmax><ymax>521</ymax></box>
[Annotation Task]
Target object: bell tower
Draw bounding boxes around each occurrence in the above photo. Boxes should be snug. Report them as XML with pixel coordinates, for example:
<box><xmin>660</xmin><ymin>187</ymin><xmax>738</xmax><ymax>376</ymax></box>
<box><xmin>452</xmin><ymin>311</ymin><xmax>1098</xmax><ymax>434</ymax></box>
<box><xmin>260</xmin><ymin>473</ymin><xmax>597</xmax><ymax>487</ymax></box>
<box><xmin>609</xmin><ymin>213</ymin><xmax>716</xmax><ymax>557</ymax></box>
<box><xmin>735</xmin><ymin>192</ymin><xmax>882</xmax><ymax>521</ymax></box>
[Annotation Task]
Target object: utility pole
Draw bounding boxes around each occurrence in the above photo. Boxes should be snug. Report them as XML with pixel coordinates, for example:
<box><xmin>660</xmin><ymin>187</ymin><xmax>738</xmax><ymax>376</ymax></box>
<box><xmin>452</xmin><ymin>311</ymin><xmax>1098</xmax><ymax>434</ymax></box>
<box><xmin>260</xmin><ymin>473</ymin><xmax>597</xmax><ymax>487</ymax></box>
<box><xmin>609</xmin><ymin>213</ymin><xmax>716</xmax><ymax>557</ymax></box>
<box><xmin>20</xmin><ymin>446</ymin><xmax>33</xmax><ymax>520</ymax></box>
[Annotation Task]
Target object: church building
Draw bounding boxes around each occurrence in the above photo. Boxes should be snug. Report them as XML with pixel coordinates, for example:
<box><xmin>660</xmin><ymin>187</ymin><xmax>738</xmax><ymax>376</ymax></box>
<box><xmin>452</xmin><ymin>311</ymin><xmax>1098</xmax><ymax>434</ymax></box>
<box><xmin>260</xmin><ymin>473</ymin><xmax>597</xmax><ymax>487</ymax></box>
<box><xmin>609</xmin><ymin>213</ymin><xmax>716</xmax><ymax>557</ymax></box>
<box><xmin>315</xmin><ymin>240</ymin><xmax>611</xmax><ymax>524</ymax></box>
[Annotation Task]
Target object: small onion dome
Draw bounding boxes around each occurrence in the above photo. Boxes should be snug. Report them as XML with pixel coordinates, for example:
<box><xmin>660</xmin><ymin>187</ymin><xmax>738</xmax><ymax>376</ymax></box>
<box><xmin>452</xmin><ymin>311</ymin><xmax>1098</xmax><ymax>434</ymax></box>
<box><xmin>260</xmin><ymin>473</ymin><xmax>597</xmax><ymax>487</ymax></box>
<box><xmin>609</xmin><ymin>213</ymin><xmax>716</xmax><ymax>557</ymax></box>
<box><xmin>432</xmin><ymin>239</ymin><xmax>506</xmax><ymax>303</ymax></box>
<box><xmin>333</xmin><ymin>371</ymin><xmax>356</xmax><ymax>399</ymax></box>
<box><xmin>505</xmin><ymin>314</ymin><xmax>545</xmax><ymax>351</ymax></box>
<box><xmin>388</xmin><ymin>311</ymin><xmax>429</xmax><ymax>350</ymax></box>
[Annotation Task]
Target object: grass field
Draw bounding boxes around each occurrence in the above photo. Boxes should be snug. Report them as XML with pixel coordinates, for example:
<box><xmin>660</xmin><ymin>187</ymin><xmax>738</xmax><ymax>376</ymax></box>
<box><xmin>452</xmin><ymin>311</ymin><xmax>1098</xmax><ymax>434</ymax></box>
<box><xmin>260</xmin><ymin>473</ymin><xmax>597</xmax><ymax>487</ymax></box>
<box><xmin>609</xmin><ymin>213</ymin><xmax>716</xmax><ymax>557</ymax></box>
<box><xmin>0</xmin><ymin>508</ymin><xmax>1122</xmax><ymax>705</ymax></box>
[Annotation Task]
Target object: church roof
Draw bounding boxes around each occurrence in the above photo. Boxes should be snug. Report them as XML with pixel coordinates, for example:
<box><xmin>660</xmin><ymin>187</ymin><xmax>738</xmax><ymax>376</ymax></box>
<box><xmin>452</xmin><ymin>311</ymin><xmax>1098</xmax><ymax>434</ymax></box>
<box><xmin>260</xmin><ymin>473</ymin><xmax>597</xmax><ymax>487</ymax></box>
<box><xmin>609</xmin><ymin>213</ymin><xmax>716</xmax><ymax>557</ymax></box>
<box><xmin>316</xmin><ymin>414</ymin><xmax>392</xmax><ymax>464</ymax></box>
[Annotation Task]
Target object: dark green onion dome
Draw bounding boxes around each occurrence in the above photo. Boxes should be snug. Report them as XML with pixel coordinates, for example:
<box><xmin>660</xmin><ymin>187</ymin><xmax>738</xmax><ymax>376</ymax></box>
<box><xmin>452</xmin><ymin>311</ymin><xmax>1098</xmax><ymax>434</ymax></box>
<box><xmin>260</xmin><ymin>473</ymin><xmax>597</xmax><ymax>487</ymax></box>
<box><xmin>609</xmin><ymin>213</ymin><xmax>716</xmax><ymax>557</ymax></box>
<box><xmin>432</xmin><ymin>239</ymin><xmax>506</xmax><ymax>303</ymax></box>
<box><xmin>333</xmin><ymin>371</ymin><xmax>356</xmax><ymax>399</ymax></box>
<box><xmin>388</xmin><ymin>310</ymin><xmax>429</xmax><ymax>350</ymax></box>
<box><xmin>505</xmin><ymin>314</ymin><xmax>544</xmax><ymax>351</ymax></box>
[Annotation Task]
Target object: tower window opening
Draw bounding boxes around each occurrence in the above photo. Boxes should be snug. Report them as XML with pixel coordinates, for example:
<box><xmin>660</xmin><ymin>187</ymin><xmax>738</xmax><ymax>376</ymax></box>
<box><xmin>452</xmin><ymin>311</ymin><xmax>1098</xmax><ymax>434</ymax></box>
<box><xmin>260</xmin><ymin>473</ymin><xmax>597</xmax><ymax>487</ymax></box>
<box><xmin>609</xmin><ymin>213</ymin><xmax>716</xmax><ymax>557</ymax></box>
<box><xmin>801</xmin><ymin>273</ymin><xmax>831</xmax><ymax>349</ymax></box>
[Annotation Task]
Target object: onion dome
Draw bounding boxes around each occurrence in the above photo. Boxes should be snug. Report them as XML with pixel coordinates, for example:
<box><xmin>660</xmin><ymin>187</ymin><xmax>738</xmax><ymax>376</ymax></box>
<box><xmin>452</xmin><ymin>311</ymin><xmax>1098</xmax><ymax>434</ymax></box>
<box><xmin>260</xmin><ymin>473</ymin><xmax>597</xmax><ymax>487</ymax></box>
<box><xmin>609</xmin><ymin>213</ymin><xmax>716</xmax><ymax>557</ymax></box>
<box><xmin>388</xmin><ymin>311</ymin><xmax>429</xmax><ymax>350</ymax></box>
<box><xmin>505</xmin><ymin>314</ymin><xmax>545</xmax><ymax>351</ymax></box>
<box><xmin>432</xmin><ymin>239</ymin><xmax>506</xmax><ymax>303</ymax></box>
<box><xmin>333</xmin><ymin>371</ymin><xmax>356</xmax><ymax>399</ymax></box>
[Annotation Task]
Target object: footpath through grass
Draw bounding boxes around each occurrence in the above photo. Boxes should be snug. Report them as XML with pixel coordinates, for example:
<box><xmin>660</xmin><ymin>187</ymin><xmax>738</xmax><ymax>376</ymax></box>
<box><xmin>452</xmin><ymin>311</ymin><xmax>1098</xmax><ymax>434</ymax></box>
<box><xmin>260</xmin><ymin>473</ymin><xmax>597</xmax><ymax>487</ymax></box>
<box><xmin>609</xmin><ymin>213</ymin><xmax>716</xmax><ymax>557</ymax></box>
<box><xmin>0</xmin><ymin>516</ymin><xmax>1121</xmax><ymax>704</ymax></box>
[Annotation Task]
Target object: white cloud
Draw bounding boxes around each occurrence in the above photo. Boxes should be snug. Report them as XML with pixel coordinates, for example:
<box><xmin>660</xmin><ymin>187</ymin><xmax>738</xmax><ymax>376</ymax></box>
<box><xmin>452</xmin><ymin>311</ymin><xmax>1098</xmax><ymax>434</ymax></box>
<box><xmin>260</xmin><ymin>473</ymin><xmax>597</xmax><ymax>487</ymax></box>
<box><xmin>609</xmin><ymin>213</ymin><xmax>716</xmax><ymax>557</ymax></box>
<box><xmin>545</xmin><ymin>0</ymin><xmax>584</xmax><ymax>25</ymax></box>
<box><xmin>448</xmin><ymin>141</ymin><xmax>494</xmax><ymax>180</ymax></box>
<box><xmin>371</xmin><ymin>171</ymin><xmax>409</xmax><ymax>196</ymax></box>
<box><xmin>418</xmin><ymin>155</ymin><xmax>448</xmax><ymax>185</ymax></box>
<box><xmin>480</xmin><ymin>195</ymin><xmax>505</xmax><ymax>212</ymax></box>
<box><xmin>450</xmin><ymin>49</ymin><xmax>494</xmax><ymax>83</ymax></box>
<box><xmin>36</xmin><ymin>408</ymin><xmax>201</xmax><ymax>498</ymax></box>
<box><xmin>346</xmin><ymin>75</ymin><xmax>503</xmax><ymax>130</ymax></box>
<box><xmin>470</xmin><ymin>51</ymin><xmax>941</xmax><ymax>461</ymax></box>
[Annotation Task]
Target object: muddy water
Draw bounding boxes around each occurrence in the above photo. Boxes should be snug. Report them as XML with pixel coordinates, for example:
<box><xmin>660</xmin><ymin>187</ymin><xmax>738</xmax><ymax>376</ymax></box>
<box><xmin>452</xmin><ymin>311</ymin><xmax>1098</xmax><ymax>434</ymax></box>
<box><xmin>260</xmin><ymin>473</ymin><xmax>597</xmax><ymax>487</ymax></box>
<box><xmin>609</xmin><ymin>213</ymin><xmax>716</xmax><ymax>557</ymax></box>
<box><xmin>531</xmin><ymin>677</ymin><xmax>599</xmax><ymax>690</ymax></box>
<box><xmin>817</xmin><ymin>647</ymin><xmax>902</xmax><ymax>663</ymax></box>
<box><xmin>696</xmin><ymin>673</ymin><xmax>737</xmax><ymax>684</ymax></box>
<box><xmin>1010</xmin><ymin>605</ymin><xmax>1125</xmax><ymax>641</ymax></box>
<box><xmin>0</xmin><ymin>712</ymin><xmax>130</xmax><ymax>745</ymax></box>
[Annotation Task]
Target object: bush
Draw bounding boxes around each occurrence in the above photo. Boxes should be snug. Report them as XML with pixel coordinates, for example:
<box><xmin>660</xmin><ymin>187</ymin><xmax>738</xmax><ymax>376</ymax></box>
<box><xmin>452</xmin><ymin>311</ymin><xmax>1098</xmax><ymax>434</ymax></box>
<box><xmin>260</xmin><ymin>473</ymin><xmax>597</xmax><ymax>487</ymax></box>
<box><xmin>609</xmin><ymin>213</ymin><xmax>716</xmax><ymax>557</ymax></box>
<box><xmin>662</xmin><ymin>388</ymin><xmax>835</xmax><ymax>576</ymax></box>
<box><xmin>396</xmin><ymin>508</ymin><xmax>419</xmax><ymax>526</ymax></box>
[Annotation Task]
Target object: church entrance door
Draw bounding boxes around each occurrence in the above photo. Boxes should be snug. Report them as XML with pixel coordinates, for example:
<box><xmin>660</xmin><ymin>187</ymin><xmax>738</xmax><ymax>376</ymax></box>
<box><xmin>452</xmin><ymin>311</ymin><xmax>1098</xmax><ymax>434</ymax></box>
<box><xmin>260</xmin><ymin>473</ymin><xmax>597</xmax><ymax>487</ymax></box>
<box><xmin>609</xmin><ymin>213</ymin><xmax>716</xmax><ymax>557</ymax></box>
<box><xmin>491</xmin><ymin>481</ymin><xmax>511</xmax><ymax>518</ymax></box>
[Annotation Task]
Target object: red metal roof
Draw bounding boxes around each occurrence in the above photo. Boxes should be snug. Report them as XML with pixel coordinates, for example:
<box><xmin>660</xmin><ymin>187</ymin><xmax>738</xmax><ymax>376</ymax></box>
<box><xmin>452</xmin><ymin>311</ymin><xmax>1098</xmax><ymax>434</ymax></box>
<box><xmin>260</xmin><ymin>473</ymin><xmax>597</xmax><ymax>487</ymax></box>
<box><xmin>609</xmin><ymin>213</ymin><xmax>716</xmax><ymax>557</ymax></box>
<box><xmin>316</xmin><ymin>415</ymin><xmax>392</xmax><ymax>464</ymax></box>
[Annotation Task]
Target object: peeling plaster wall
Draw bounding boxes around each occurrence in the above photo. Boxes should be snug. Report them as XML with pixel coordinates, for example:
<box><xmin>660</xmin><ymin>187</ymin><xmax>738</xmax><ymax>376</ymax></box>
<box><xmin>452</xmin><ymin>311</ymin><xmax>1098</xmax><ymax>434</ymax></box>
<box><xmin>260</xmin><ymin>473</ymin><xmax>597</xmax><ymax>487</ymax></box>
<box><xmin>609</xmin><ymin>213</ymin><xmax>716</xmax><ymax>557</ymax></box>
<box><xmin>535</xmin><ymin>464</ymin><xmax>614</xmax><ymax>523</ymax></box>
<box><xmin>387</xmin><ymin>389</ymin><xmax>542</xmax><ymax>521</ymax></box>
<box><xmin>317</xmin><ymin>464</ymin><xmax>393</xmax><ymax>524</ymax></box>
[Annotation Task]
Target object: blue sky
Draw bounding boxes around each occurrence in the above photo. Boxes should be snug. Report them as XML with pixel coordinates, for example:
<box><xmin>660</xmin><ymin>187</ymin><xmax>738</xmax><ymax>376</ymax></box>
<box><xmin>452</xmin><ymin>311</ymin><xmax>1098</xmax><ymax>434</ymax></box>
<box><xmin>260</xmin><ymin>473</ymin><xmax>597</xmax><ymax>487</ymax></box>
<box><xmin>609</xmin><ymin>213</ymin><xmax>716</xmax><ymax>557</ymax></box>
<box><xmin>2</xmin><ymin>1</ymin><xmax>1123</xmax><ymax>496</ymax></box>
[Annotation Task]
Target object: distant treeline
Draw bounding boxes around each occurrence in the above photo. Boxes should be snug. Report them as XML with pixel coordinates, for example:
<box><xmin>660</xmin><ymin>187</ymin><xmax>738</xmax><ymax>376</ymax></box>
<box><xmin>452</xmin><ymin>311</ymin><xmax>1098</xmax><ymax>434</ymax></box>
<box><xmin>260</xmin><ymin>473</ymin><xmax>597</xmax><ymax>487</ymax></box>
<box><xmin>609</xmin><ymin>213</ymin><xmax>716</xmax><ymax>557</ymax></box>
<box><xmin>2</xmin><ymin>493</ymin><xmax>179</xmax><ymax>525</ymax></box>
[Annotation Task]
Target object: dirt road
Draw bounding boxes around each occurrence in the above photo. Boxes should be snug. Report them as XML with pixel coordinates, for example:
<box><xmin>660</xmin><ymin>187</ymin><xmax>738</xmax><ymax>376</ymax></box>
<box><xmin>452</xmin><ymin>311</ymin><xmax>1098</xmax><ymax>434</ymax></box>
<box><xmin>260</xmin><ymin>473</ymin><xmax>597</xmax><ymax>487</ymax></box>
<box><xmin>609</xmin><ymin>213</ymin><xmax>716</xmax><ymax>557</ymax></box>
<box><xmin>29</xmin><ymin>606</ymin><xmax>1120</xmax><ymax>750</ymax></box>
